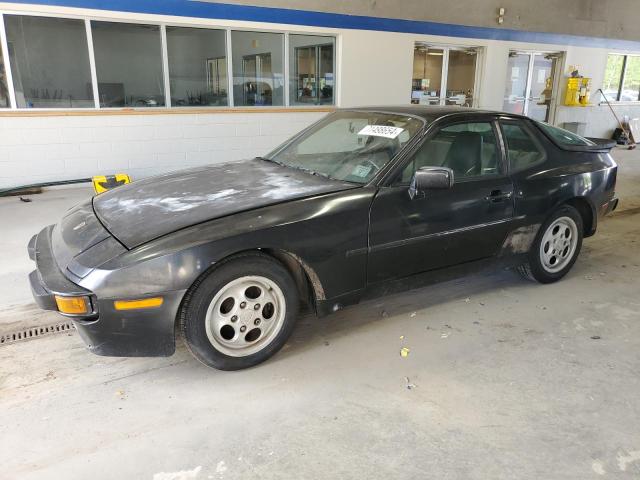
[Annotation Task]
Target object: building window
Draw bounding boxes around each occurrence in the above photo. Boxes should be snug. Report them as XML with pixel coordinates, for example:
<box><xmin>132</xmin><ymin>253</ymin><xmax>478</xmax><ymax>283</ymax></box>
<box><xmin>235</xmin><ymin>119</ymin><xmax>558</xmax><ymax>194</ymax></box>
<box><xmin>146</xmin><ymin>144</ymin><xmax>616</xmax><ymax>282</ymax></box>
<box><xmin>1</xmin><ymin>12</ymin><xmax>336</xmax><ymax>110</ymax></box>
<box><xmin>0</xmin><ymin>43</ymin><xmax>8</xmax><ymax>107</ymax></box>
<box><xmin>622</xmin><ymin>56</ymin><xmax>640</xmax><ymax>102</ymax></box>
<box><xmin>91</xmin><ymin>21</ymin><xmax>165</xmax><ymax>107</ymax></box>
<box><xmin>166</xmin><ymin>26</ymin><xmax>228</xmax><ymax>107</ymax></box>
<box><xmin>4</xmin><ymin>15</ymin><xmax>94</xmax><ymax>108</ymax></box>
<box><xmin>411</xmin><ymin>44</ymin><xmax>478</xmax><ymax>107</ymax></box>
<box><xmin>289</xmin><ymin>35</ymin><xmax>335</xmax><ymax>105</ymax></box>
<box><xmin>603</xmin><ymin>54</ymin><xmax>640</xmax><ymax>102</ymax></box>
<box><xmin>231</xmin><ymin>30</ymin><xmax>284</xmax><ymax>106</ymax></box>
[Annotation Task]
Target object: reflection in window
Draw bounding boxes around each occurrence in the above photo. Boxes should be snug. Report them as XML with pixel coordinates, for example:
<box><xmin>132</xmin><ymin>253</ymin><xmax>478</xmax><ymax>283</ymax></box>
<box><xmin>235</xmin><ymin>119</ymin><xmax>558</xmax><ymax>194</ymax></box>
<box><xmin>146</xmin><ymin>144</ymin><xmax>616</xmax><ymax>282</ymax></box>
<box><xmin>231</xmin><ymin>31</ymin><xmax>283</xmax><ymax>106</ymax></box>
<box><xmin>536</xmin><ymin>122</ymin><xmax>594</xmax><ymax>146</ymax></box>
<box><xmin>0</xmin><ymin>44</ymin><xmax>8</xmax><ymax>107</ymax></box>
<box><xmin>166</xmin><ymin>26</ymin><xmax>228</xmax><ymax>107</ymax></box>
<box><xmin>4</xmin><ymin>15</ymin><xmax>93</xmax><ymax>108</ymax></box>
<box><xmin>622</xmin><ymin>56</ymin><xmax>640</xmax><ymax>103</ymax></box>
<box><xmin>603</xmin><ymin>54</ymin><xmax>624</xmax><ymax>102</ymax></box>
<box><xmin>289</xmin><ymin>35</ymin><xmax>334</xmax><ymax>105</ymax></box>
<box><xmin>91</xmin><ymin>21</ymin><xmax>164</xmax><ymax>107</ymax></box>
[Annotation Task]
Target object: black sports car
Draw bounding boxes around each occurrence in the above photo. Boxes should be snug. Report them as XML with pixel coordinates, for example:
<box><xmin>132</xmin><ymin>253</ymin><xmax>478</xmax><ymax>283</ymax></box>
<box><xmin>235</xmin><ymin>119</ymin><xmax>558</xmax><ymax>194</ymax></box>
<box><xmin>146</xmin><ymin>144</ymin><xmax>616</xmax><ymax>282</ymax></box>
<box><xmin>29</xmin><ymin>106</ymin><xmax>618</xmax><ymax>370</ymax></box>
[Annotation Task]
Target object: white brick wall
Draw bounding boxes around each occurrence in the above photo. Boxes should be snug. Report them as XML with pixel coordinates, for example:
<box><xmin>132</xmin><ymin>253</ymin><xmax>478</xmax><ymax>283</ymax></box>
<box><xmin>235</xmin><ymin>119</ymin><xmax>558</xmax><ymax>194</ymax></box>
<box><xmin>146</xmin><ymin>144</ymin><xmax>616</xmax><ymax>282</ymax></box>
<box><xmin>0</xmin><ymin>111</ymin><xmax>328</xmax><ymax>188</ymax></box>
<box><xmin>554</xmin><ymin>105</ymin><xmax>640</xmax><ymax>139</ymax></box>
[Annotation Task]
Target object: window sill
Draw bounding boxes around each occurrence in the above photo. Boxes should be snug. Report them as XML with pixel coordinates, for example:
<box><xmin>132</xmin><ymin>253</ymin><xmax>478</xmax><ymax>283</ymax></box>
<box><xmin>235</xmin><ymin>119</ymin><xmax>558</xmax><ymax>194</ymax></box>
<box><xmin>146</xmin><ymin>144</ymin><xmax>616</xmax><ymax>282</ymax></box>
<box><xmin>597</xmin><ymin>101</ymin><xmax>640</xmax><ymax>107</ymax></box>
<box><xmin>0</xmin><ymin>106</ymin><xmax>336</xmax><ymax>117</ymax></box>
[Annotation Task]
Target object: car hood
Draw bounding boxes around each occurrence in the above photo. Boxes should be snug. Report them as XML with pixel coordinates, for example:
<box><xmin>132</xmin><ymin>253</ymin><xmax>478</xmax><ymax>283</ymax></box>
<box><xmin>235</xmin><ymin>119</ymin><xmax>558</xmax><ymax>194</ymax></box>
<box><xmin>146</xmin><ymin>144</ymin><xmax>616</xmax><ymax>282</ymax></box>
<box><xmin>93</xmin><ymin>159</ymin><xmax>357</xmax><ymax>249</ymax></box>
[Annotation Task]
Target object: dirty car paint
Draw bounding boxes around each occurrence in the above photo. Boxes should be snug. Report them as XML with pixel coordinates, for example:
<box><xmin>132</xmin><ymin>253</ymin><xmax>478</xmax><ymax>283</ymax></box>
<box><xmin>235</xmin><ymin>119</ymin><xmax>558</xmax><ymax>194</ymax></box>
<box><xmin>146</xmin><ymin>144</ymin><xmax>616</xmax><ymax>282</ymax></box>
<box><xmin>28</xmin><ymin>106</ymin><xmax>619</xmax><ymax>358</ymax></box>
<box><xmin>93</xmin><ymin>159</ymin><xmax>357</xmax><ymax>248</ymax></box>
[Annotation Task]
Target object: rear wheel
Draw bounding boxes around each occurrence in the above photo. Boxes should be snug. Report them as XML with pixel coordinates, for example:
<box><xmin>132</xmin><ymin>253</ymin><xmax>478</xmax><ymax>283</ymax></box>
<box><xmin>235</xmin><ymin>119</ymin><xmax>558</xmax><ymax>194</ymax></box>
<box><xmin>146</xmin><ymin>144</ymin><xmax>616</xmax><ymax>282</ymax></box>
<box><xmin>180</xmin><ymin>253</ymin><xmax>299</xmax><ymax>370</ymax></box>
<box><xmin>518</xmin><ymin>205</ymin><xmax>583</xmax><ymax>283</ymax></box>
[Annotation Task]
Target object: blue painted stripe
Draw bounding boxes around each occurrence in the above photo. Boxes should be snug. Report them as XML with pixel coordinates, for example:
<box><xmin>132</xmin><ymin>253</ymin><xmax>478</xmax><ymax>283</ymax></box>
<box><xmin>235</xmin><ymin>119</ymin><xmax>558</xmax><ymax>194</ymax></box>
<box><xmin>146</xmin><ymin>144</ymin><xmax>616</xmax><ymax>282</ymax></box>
<box><xmin>4</xmin><ymin>0</ymin><xmax>640</xmax><ymax>51</ymax></box>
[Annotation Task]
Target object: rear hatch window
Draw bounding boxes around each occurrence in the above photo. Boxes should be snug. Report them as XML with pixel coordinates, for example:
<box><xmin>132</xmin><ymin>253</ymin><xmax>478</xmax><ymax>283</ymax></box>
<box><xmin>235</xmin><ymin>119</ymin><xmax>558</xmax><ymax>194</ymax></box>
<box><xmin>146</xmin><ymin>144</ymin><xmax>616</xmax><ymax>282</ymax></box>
<box><xmin>536</xmin><ymin>122</ymin><xmax>595</xmax><ymax>146</ymax></box>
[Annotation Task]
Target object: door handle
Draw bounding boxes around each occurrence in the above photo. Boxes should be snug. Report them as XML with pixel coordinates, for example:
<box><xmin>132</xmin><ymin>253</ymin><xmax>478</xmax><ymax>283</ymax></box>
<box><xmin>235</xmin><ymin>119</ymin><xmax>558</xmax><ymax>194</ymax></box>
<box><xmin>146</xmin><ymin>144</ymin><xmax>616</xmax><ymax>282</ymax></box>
<box><xmin>485</xmin><ymin>190</ymin><xmax>513</xmax><ymax>203</ymax></box>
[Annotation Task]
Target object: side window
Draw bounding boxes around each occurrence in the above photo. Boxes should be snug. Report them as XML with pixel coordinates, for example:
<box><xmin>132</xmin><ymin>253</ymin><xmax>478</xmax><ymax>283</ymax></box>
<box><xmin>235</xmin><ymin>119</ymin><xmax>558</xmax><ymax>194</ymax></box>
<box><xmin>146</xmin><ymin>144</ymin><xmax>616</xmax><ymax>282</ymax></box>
<box><xmin>398</xmin><ymin>121</ymin><xmax>500</xmax><ymax>184</ymax></box>
<box><xmin>501</xmin><ymin>121</ymin><xmax>546</xmax><ymax>172</ymax></box>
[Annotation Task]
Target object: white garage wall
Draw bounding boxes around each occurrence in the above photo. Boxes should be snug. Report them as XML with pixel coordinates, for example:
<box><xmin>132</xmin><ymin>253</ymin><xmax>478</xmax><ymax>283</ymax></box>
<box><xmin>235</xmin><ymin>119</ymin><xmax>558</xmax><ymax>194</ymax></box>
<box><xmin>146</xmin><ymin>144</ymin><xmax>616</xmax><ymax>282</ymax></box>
<box><xmin>2</xmin><ymin>2</ymin><xmax>640</xmax><ymax>188</ymax></box>
<box><xmin>0</xmin><ymin>111</ymin><xmax>326</xmax><ymax>187</ymax></box>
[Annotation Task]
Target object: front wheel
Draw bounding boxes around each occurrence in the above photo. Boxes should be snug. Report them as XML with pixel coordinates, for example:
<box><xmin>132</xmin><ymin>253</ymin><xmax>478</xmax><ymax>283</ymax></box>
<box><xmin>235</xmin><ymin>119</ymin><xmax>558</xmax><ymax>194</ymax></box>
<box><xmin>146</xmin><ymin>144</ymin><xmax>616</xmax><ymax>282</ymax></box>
<box><xmin>518</xmin><ymin>205</ymin><xmax>584</xmax><ymax>283</ymax></box>
<box><xmin>180</xmin><ymin>253</ymin><xmax>299</xmax><ymax>370</ymax></box>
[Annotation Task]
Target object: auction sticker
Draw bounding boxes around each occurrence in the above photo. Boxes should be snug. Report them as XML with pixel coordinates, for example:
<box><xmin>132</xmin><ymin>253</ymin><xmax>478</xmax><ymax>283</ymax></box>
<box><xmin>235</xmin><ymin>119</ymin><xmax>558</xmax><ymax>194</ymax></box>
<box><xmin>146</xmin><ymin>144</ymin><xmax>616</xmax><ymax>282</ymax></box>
<box><xmin>358</xmin><ymin>125</ymin><xmax>404</xmax><ymax>139</ymax></box>
<box><xmin>351</xmin><ymin>164</ymin><xmax>373</xmax><ymax>178</ymax></box>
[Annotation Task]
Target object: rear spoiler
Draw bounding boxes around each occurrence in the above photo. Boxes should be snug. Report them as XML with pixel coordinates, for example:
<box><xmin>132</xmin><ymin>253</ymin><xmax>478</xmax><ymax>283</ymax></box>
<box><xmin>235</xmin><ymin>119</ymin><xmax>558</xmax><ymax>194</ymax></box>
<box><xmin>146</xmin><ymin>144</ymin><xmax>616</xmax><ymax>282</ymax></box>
<box><xmin>530</xmin><ymin>120</ymin><xmax>618</xmax><ymax>153</ymax></box>
<box><xmin>548</xmin><ymin>137</ymin><xmax>617</xmax><ymax>153</ymax></box>
<box><xmin>586</xmin><ymin>138</ymin><xmax>617</xmax><ymax>151</ymax></box>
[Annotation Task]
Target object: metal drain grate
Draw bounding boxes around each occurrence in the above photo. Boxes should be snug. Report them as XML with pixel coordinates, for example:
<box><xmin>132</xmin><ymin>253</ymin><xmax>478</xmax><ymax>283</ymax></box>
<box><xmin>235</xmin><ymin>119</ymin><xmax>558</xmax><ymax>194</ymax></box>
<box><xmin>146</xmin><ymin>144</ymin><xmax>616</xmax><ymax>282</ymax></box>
<box><xmin>0</xmin><ymin>321</ymin><xmax>76</xmax><ymax>346</ymax></box>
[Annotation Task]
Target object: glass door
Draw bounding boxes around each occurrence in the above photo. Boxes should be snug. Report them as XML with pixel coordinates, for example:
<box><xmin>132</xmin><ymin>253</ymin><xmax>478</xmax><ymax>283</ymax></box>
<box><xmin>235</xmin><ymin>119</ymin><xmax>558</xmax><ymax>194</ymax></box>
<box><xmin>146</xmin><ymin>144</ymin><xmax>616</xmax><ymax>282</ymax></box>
<box><xmin>412</xmin><ymin>44</ymin><xmax>479</xmax><ymax>107</ymax></box>
<box><xmin>527</xmin><ymin>54</ymin><xmax>557</xmax><ymax>121</ymax></box>
<box><xmin>412</xmin><ymin>46</ymin><xmax>444</xmax><ymax>105</ymax></box>
<box><xmin>445</xmin><ymin>49</ymin><xmax>477</xmax><ymax>107</ymax></box>
<box><xmin>503</xmin><ymin>53</ymin><xmax>530</xmax><ymax>115</ymax></box>
<box><xmin>503</xmin><ymin>51</ymin><xmax>560</xmax><ymax>121</ymax></box>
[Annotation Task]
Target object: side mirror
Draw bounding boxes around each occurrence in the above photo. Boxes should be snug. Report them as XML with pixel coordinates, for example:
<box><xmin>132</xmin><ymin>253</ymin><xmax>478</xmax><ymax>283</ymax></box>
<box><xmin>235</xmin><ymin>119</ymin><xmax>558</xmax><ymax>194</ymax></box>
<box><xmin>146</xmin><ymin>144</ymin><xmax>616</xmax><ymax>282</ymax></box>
<box><xmin>409</xmin><ymin>167</ymin><xmax>454</xmax><ymax>199</ymax></box>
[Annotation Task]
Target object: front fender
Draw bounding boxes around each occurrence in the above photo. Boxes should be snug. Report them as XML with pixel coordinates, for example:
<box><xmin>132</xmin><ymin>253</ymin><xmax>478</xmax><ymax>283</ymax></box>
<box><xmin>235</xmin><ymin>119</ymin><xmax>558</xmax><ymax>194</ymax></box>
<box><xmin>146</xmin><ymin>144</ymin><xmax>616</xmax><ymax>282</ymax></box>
<box><xmin>80</xmin><ymin>187</ymin><xmax>374</xmax><ymax>312</ymax></box>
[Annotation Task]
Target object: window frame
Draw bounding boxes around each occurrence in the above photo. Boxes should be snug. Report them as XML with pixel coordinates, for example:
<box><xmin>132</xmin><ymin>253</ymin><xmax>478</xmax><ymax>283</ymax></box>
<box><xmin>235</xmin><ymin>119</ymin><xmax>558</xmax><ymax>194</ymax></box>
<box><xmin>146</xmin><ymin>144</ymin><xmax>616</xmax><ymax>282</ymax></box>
<box><xmin>289</xmin><ymin>34</ymin><xmax>336</xmax><ymax>106</ymax></box>
<box><xmin>411</xmin><ymin>42</ymin><xmax>483</xmax><ymax>108</ymax></box>
<box><xmin>265</xmin><ymin>109</ymin><xmax>426</xmax><ymax>185</ymax></box>
<box><xmin>498</xmin><ymin>118</ymin><xmax>547</xmax><ymax>174</ymax></box>
<box><xmin>603</xmin><ymin>53</ymin><xmax>640</xmax><ymax>104</ymax></box>
<box><xmin>164</xmin><ymin>25</ymin><xmax>229</xmax><ymax>108</ymax></box>
<box><xmin>231</xmin><ymin>29</ymin><xmax>286</xmax><ymax>107</ymax></box>
<box><xmin>91</xmin><ymin>20</ymin><xmax>166</xmax><ymax>109</ymax></box>
<box><xmin>0</xmin><ymin>9</ymin><xmax>337</xmax><ymax>111</ymax></box>
<box><xmin>390</xmin><ymin>116</ymin><xmax>507</xmax><ymax>186</ymax></box>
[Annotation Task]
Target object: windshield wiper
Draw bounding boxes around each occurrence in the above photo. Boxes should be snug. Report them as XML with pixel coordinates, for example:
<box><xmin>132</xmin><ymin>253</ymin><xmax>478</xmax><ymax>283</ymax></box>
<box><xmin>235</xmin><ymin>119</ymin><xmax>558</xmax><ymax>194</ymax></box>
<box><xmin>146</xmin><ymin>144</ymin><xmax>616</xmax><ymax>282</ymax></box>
<box><xmin>255</xmin><ymin>156</ymin><xmax>284</xmax><ymax>166</ymax></box>
<box><xmin>257</xmin><ymin>156</ymin><xmax>339</xmax><ymax>182</ymax></box>
<box><xmin>290</xmin><ymin>164</ymin><xmax>333</xmax><ymax>180</ymax></box>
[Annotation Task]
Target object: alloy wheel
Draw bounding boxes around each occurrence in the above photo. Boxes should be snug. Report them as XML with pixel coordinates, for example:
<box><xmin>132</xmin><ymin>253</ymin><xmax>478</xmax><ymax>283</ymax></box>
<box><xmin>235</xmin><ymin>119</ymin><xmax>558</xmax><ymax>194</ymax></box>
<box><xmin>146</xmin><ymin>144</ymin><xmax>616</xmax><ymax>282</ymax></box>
<box><xmin>204</xmin><ymin>275</ymin><xmax>286</xmax><ymax>357</ymax></box>
<box><xmin>539</xmin><ymin>216</ymin><xmax>579</xmax><ymax>273</ymax></box>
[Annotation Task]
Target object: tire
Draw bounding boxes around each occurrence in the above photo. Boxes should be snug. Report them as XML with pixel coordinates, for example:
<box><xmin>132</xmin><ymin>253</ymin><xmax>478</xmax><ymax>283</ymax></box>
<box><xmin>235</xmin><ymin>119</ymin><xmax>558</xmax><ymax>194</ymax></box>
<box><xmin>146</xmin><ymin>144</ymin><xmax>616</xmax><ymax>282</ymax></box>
<box><xmin>517</xmin><ymin>204</ymin><xmax>584</xmax><ymax>284</ymax></box>
<box><xmin>180</xmin><ymin>252</ymin><xmax>299</xmax><ymax>370</ymax></box>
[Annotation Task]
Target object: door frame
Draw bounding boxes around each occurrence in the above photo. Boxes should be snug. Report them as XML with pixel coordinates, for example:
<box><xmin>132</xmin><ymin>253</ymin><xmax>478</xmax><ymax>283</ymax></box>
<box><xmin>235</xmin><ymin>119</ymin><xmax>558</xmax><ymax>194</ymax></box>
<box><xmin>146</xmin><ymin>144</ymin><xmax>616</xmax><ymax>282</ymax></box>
<box><xmin>367</xmin><ymin>113</ymin><xmax>515</xmax><ymax>282</ymax></box>
<box><xmin>413</xmin><ymin>42</ymin><xmax>484</xmax><ymax>108</ymax></box>
<box><xmin>506</xmin><ymin>49</ymin><xmax>565</xmax><ymax>123</ymax></box>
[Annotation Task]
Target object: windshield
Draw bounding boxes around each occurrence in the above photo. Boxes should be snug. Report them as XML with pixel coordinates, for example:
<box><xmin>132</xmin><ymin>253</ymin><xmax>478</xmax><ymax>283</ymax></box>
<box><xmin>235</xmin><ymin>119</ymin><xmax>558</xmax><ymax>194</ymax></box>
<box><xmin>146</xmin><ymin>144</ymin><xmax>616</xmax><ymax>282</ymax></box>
<box><xmin>265</xmin><ymin>111</ymin><xmax>424</xmax><ymax>184</ymax></box>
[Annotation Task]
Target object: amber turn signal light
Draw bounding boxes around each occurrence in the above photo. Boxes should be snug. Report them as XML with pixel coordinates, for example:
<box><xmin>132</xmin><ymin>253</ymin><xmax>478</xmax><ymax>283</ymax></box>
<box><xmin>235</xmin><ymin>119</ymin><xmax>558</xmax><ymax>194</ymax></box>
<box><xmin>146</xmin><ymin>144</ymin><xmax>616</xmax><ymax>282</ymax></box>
<box><xmin>55</xmin><ymin>295</ymin><xmax>90</xmax><ymax>315</ymax></box>
<box><xmin>114</xmin><ymin>297</ymin><xmax>164</xmax><ymax>311</ymax></box>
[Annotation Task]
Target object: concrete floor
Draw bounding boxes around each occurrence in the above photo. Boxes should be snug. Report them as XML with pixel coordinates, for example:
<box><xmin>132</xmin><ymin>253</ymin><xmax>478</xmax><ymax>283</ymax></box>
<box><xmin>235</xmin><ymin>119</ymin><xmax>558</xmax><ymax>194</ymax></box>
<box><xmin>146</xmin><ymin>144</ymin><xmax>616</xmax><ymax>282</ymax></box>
<box><xmin>1</xmin><ymin>149</ymin><xmax>640</xmax><ymax>479</ymax></box>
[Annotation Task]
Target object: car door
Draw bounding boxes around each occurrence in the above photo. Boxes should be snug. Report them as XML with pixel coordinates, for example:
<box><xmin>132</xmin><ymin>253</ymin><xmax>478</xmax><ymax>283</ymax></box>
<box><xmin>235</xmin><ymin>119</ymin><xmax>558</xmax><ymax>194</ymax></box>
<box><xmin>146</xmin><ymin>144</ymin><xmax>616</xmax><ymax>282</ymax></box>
<box><xmin>367</xmin><ymin>118</ymin><xmax>515</xmax><ymax>283</ymax></box>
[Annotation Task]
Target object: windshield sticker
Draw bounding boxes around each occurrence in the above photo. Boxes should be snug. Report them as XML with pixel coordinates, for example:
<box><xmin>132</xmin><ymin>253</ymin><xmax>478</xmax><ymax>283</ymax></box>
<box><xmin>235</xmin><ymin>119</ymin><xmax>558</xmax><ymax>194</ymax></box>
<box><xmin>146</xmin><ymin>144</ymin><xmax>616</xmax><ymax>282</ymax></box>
<box><xmin>358</xmin><ymin>125</ymin><xmax>404</xmax><ymax>139</ymax></box>
<box><xmin>351</xmin><ymin>164</ymin><xmax>373</xmax><ymax>178</ymax></box>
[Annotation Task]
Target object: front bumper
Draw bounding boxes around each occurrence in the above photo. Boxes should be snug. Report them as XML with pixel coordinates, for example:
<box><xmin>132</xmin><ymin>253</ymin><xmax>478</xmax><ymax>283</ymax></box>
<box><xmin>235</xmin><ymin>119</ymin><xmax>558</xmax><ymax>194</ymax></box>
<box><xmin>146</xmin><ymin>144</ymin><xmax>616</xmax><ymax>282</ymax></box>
<box><xmin>601</xmin><ymin>197</ymin><xmax>619</xmax><ymax>216</ymax></box>
<box><xmin>28</xmin><ymin>225</ymin><xmax>95</xmax><ymax>314</ymax></box>
<box><xmin>28</xmin><ymin>226</ymin><xmax>183</xmax><ymax>357</ymax></box>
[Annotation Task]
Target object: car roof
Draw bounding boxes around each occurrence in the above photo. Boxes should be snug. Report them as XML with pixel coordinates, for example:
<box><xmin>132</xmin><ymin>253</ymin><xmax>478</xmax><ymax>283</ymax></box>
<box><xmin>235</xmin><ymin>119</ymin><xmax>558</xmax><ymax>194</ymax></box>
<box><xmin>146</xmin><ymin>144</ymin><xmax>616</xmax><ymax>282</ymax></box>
<box><xmin>346</xmin><ymin>105</ymin><xmax>529</xmax><ymax>123</ymax></box>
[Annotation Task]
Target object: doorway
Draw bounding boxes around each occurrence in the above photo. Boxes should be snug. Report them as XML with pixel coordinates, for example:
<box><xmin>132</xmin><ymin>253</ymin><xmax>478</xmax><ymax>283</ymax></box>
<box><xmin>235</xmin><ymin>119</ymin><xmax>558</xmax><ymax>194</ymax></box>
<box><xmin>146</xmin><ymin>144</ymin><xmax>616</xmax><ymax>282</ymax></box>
<box><xmin>502</xmin><ymin>51</ymin><xmax>562</xmax><ymax>122</ymax></box>
<box><xmin>411</xmin><ymin>44</ymin><xmax>481</xmax><ymax>107</ymax></box>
